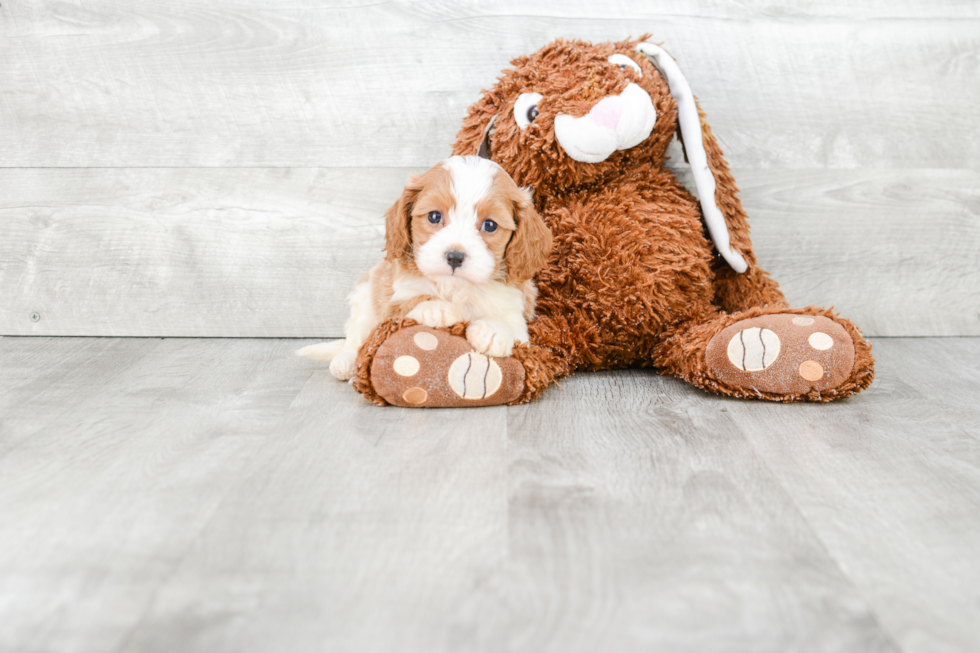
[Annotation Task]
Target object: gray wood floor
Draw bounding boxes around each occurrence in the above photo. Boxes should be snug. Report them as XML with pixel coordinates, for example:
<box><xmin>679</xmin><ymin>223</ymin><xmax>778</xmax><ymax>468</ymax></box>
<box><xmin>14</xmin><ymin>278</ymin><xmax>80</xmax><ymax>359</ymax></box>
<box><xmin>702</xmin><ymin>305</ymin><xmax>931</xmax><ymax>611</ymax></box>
<box><xmin>1</xmin><ymin>336</ymin><xmax>978</xmax><ymax>653</ymax></box>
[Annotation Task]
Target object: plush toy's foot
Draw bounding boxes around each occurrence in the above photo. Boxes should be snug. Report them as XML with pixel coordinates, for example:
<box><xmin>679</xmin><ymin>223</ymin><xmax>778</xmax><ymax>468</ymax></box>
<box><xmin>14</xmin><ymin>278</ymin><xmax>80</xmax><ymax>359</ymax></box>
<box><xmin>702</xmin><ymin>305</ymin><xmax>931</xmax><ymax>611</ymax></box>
<box><xmin>370</xmin><ymin>325</ymin><xmax>525</xmax><ymax>407</ymax></box>
<box><xmin>705</xmin><ymin>312</ymin><xmax>860</xmax><ymax>397</ymax></box>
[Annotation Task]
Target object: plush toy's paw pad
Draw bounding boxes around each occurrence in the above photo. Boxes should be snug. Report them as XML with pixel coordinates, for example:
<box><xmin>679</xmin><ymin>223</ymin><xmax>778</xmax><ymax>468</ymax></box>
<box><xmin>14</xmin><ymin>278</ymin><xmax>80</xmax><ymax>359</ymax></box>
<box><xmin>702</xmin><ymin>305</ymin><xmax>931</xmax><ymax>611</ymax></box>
<box><xmin>706</xmin><ymin>314</ymin><xmax>855</xmax><ymax>395</ymax></box>
<box><xmin>371</xmin><ymin>325</ymin><xmax>524</xmax><ymax>407</ymax></box>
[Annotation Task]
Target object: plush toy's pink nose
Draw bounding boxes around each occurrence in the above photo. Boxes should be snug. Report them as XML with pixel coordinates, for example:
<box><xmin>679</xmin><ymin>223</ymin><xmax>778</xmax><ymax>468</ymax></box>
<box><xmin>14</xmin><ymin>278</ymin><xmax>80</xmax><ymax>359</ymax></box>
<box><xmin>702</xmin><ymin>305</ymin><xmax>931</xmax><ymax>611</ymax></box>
<box><xmin>588</xmin><ymin>96</ymin><xmax>624</xmax><ymax>129</ymax></box>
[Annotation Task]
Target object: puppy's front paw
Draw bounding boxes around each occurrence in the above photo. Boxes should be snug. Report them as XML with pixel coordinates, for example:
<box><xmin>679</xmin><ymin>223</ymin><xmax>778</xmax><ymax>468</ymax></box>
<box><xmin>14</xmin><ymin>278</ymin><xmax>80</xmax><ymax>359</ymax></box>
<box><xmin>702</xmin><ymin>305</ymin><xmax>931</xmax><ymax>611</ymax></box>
<box><xmin>466</xmin><ymin>319</ymin><xmax>515</xmax><ymax>357</ymax></box>
<box><xmin>407</xmin><ymin>301</ymin><xmax>462</xmax><ymax>328</ymax></box>
<box><xmin>329</xmin><ymin>348</ymin><xmax>358</xmax><ymax>381</ymax></box>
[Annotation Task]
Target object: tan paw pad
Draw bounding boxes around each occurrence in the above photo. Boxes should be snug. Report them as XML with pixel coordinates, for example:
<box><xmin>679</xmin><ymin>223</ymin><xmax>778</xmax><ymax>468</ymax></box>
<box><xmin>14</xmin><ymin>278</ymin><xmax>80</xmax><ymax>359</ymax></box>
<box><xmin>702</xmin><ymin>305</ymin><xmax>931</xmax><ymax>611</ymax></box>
<box><xmin>402</xmin><ymin>387</ymin><xmax>428</xmax><ymax>405</ymax></box>
<box><xmin>808</xmin><ymin>332</ymin><xmax>833</xmax><ymax>350</ymax></box>
<box><xmin>393</xmin><ymin>355</ymin><xmax>420</xmax><ymax>376</ymax></box>
<box><xmin>799</xmin><ymin>360</ymin><xmax>824</xmax><ymax>381</ymax></box>
<box><xmin>448</xmin><ymin>353</ymin><xmax>503</xmax><ymax>399</ymax></box>
<box><xmin>726</xmin><ymin>327</ymin><xmax>781</xmax><ymax>371</ymax></box>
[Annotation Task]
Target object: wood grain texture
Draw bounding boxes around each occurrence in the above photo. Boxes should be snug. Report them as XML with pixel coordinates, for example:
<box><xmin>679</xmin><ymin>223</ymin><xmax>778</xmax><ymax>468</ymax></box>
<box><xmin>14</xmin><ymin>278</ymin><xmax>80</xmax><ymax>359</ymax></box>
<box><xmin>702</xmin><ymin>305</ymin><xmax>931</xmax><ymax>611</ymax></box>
<box><xmin>730</xmin><ymin>168</ymin><xmax>980</xmax><ymax>338</ymax></box>
<box><xmin>2</xmin><ymin>1</ymin><xmax>976</xmax><ymax>337</ymax></box>
<box><xmin>875</xmin><ymin>337</ymin><xmax>980</xmax><ymax>432</ymax></box>
<box><xmin>1</xmin><ymin>336</ymin><xmax>978</xmax><ymax>651</ymax></box>
<box><xmin>116</xmin><ymin>366</ymin><xmax>896</xmax><ymax>653</ymax></box>
<box><xmin>2</xmin><ymin>165</ymin><xmax>976</xmax><ymax>337</ymax></box>
<box><xmin>0</xmin><ymin>0</ymin><xmax>977</xmax><ymax>168</ymax></box>
<box><xmin>0</xmin><ymin>167</ymin><xmax>416</xmax><ymax>337</ymax></box>
<box><xmin>118</xmin><ymin>364</ymin><xmax>512</xmax><ymax>653</ymax></box>
<box><xmin>717</xmin><ymin>341</ymin><xmax>980</xmax><ymax>653</ymax></box>
<box><xmin>0</xmin><ymin>338</ymin><xmax>313</xmax><ymax>653</ymax></box>
<box><xmin>458</xmin><ymin>370</ymin><xmax>894</xmax><ymax>652</ymax></box>
<box><xmin>0</xmin><ymin>336</ymin><xmax>163</xmax><ymax>454</ymax></box>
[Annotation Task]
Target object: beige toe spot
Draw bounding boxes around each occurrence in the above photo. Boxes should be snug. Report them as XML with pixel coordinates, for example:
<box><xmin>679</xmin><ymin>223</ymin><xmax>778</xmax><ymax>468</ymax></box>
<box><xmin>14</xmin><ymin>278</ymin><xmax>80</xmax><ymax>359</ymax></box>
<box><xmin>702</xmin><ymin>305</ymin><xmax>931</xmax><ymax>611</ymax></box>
<box><xmin>727</xmin><ymin>327</ymin><xmax>781</xmax><ymax>371</ymax></box>
<box><xmin>808</xmin><ymin>332</ymin><xmax>834</xmax><ymax>350</ymax></box>
<box><xmin>448</xmin><ymin>353</ymin><xmax>502</xmax><ymax>399</ymax></box>
<box><xmin>393</xmin><ymin>355</ymin><xmax>420</xmax><ymax>376</ymax></box>
<box><xmin>793</xmin><ymin>316</ymin><xmax>815</xmax><ymax>326</ymax></box>
<box><xmin>799</xmin><ymin>360</ymin><xmax>824</xmax><ymax>382</ymax></box>
<box><xmin>413</xmin><ymin>331</ymin><xmax>439</xmax><ymax>351</ymax></box>
<box><xmin>403</xmin><ymin>387</ymin><xmax>428</xmax><ymax>405</ymax></box>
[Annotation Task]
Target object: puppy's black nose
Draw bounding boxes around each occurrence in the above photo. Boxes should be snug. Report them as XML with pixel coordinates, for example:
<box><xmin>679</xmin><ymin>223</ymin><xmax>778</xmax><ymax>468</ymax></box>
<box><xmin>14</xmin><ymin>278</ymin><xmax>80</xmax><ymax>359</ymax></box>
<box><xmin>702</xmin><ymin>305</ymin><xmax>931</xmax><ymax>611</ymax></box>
<box><xmin>446</xmin><ymin>250</ymin><xmax>465</xmax><ymax>270</ymax></box>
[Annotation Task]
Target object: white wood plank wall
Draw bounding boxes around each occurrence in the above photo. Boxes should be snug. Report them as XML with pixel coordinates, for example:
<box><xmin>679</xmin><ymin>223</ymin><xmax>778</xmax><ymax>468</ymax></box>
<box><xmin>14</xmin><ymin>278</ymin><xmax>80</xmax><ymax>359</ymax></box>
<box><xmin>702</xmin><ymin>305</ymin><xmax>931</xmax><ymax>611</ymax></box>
<box><xmin>1</xmin><ymin>1</ymin><xmax>978</xmax><ymax>337</ymax></box>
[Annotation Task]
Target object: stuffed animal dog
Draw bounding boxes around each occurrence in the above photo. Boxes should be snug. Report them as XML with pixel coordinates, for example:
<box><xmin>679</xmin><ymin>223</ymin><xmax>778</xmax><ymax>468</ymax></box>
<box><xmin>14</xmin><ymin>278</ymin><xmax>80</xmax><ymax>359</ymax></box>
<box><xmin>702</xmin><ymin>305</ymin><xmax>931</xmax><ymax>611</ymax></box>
<box><xmin>298</xmin><ymin>155</ymin><xmax>551</xmax><ymax>382</ymax></box>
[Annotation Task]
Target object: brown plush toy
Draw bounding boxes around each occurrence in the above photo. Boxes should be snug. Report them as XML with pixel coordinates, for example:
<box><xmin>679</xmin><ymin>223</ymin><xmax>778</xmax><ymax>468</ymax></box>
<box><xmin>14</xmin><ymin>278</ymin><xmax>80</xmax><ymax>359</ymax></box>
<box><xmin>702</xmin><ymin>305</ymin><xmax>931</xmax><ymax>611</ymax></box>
<box><xmin>352</xmin><ymin>35</ymin><xmax>875</xmax><ymax>407</ymax></box>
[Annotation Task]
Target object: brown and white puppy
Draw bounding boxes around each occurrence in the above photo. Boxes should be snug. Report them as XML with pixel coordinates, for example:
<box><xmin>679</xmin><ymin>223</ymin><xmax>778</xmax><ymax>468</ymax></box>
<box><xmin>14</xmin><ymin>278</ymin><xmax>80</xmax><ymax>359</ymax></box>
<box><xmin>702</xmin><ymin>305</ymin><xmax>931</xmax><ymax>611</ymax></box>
<box><xmin>298</xmin><ymin>155</ymin><xmax>552</xmax><ymax>380</ymax></box>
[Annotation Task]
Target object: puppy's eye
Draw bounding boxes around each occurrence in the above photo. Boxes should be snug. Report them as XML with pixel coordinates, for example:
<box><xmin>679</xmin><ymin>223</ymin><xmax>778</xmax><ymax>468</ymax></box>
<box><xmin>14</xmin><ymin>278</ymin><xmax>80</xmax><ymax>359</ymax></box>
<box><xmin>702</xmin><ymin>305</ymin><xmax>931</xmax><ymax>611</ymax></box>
<box><xmin>514</xmin><ymin>92</ymin><xmax>543</xmax><ymax>129</ymax></box>
<box><xmin>428</xmin><ymin>211</ymin><xmax>442</xmax><ymax>224</ymax></box>
<box><xmin>481</xmin><ymin>219</ymin><xmax>498</xmax><ymax>233</ymax></box>
<box><xmin>608</xmin><ymin>54</ymin><xmax>643</xmax><ymax>77</ymax></box>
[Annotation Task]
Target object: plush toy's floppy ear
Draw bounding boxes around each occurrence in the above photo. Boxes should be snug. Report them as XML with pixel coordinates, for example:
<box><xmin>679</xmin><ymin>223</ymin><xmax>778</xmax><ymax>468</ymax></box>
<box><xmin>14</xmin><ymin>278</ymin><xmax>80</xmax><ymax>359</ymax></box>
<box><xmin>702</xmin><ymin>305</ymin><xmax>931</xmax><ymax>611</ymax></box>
<box><xmin>452</xmin><ymin>92</ymin><xmax>501</xmax><ymax>158</ymax></box>
<box><xmin>477</xmin><ymin>115</ymin><xmax>498</xmax><ymax>159</ymax></box>
<box><xmin>383</xmin><ymin>175</ymin><xmax>422</xmax><ymax>261</ymax></box>
<box><xmin>506</xmin><ymin>186</ymin><xmax>552</xmax><ymax>283</ymax></box>
<box><xmin>637</xmin><ymin>42</ymin><xmax>749</xmax><ymax>274</ymax></box>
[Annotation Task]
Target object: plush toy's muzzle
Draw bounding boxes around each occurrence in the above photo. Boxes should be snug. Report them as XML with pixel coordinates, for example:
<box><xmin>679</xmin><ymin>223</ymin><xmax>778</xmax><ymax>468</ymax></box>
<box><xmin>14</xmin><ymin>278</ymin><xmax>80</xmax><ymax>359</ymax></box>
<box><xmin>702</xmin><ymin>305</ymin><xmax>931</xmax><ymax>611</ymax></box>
<box><xmin>554</xmin><ymin>82</ymin><xmax>656</xmax><ymax>164</ymax></box>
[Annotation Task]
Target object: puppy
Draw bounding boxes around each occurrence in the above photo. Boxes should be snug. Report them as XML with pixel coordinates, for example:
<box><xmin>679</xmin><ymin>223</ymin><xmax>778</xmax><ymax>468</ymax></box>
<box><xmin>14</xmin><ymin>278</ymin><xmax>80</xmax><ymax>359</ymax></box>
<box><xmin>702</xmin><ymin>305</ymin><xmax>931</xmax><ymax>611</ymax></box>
<box><xmin>298</xmin><ymin>155</ymin><xmax>552</xmax><ymax>381</ymax></box>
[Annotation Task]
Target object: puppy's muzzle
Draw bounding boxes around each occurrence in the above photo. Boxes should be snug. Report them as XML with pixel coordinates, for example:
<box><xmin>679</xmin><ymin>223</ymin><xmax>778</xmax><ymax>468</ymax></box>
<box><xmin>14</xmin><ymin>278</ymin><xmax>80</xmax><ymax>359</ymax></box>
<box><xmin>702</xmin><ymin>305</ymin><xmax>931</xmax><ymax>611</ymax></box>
<box><xmin>446</xmin><ymin>250</ymin><xmax>466</xmax><ymax>271</ymax></box>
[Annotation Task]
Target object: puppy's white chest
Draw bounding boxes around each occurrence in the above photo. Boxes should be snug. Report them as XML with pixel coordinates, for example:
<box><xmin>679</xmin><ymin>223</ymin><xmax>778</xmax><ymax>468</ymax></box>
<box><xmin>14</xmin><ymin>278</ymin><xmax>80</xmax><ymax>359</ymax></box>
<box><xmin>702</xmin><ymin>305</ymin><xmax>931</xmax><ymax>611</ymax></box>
<box><xmin>434</xmin><ymin>279</ymin><xmax>482</xmax><ymax>319</ymax></box>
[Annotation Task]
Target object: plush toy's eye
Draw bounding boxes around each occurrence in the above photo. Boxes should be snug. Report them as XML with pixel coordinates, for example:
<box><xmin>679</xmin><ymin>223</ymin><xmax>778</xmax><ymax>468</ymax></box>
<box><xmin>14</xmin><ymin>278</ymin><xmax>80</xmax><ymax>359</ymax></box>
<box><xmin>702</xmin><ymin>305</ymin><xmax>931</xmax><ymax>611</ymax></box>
<box><xmin>513</xmin><ymin>92</ymin><xmax>543</xmax><ymax>129</ymax></box>
<box><xmin>481</xmin><ymin>219</ymin><xmax>498</xmax><ymax>233</ymax></box>
<box><xmin>608</xmin><ymin>54</ymin><xmax>642</xmax><ymax>77</ymax></box>
<box><xmin>428</xmin><ymin>211</ymin><xmax>442</xmax><ymax>224</ymax></box>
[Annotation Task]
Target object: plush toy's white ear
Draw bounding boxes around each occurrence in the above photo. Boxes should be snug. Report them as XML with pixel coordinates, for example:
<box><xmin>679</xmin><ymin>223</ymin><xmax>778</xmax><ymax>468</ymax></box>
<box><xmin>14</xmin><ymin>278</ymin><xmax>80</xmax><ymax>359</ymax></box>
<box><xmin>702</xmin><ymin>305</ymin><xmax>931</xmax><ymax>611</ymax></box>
<box><xmin>636</xmin><ymin>43</ymin><xmax>748</xmax><ymax>274</ymax></box>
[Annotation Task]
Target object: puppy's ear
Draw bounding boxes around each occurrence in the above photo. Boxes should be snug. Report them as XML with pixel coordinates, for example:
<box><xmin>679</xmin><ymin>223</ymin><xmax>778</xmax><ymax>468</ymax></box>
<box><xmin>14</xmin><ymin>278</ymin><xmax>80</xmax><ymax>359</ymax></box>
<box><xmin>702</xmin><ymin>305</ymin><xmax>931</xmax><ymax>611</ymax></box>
<box><xmin>505</xmin><ymin>187</ymin><xmax>552</xmax><ymax>283</ymax></box>
<box><xmin>384</xmin><ymin>174</ymin><xmax>423</xmax><ymax>261</ymax></box>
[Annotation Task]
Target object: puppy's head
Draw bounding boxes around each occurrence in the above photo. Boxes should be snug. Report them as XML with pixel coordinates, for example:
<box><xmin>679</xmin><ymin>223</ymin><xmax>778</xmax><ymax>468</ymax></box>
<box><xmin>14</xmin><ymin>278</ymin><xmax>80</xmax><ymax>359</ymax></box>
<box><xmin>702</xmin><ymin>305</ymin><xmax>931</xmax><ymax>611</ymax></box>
<box><xmin>384</xmin><ymin>155</ymin><xmax>552</xmax><ymax>285</ymax></box>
